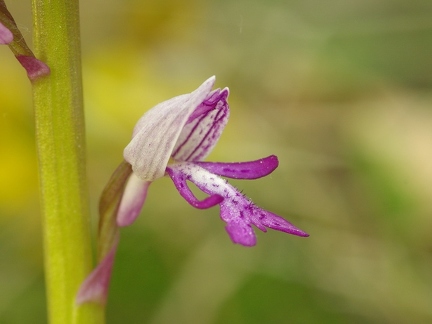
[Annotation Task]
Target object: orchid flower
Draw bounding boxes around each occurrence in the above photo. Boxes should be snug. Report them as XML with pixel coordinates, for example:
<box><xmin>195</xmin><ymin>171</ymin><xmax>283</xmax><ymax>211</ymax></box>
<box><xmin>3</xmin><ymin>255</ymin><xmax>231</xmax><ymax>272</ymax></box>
<box><xmin>121</xmin><ymin>76</ymin><xmax>308</xmax><ymax>244</ymax></box>
<box><xmin>77</xmin><ymin>76</ymin><xmax>308</xmax><ymax>304</ymax></box>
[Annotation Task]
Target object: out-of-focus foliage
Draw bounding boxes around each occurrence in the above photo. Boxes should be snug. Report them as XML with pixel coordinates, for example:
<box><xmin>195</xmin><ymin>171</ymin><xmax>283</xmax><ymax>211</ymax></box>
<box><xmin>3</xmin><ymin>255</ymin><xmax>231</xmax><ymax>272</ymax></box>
<box><xmin>1</xmin><ymin>0</ymin><xmax>432</xmax><ymax>323</ymax></box>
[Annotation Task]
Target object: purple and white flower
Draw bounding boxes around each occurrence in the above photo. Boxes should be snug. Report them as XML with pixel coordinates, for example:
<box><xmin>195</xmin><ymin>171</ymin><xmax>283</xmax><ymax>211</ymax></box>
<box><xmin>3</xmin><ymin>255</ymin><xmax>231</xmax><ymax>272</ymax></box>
<box><xmin>120</xmin><ymin>76</ymin><xmax>308</xmax><ymax>245</ymax></box>
<box><xmin>77</xmin><ymin>76</ymin><xmax>308</xmax><ymax>304</ymax></box>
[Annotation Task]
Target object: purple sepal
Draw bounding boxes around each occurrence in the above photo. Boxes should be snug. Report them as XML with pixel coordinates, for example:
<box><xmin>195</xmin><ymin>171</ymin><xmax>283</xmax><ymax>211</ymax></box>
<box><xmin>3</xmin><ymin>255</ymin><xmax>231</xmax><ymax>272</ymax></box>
<box><xmin>195</xmin><ymin>155</ymin><xmax>279</xmax><ymax>179</ymax></box>
<box><xmin>76</xmin><ymin>237</ymin><xmax>119</xmax><ymax>305</ymax></box>
<box><xmin>117</xmin><ymin>174</ymin><xmax>151</xmax><ymax>227</ymax></box>
<box><xmin>0</xmin><ymin>22</ymin><xmax>13</xmax><ymax>44</ymax></box>
<box><xmin>166</xmin><ymin>166</ymin><xmax>223</xmax><ymax>209</ymax></box>
<box><xmin>15</xmin><ymin>55</ymin><xmax>50</xmax><ymax>81</ymax></box>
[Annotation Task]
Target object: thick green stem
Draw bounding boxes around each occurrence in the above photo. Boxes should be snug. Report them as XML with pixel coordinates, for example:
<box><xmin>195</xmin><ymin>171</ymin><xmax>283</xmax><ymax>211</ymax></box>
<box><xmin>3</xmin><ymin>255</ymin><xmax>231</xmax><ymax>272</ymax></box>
<box><xmin>31</xmin><ymin>1</ymin><xmax>104</xmax><ymax>323</ymax></box>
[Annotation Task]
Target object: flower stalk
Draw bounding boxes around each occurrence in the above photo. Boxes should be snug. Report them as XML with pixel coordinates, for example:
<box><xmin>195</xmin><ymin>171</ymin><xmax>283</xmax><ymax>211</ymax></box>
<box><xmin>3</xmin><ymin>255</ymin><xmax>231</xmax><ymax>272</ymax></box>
<box><xmin>31</xmin><ymin>0</ymin><xmax>103</xmax><ymax>323</ymax></box>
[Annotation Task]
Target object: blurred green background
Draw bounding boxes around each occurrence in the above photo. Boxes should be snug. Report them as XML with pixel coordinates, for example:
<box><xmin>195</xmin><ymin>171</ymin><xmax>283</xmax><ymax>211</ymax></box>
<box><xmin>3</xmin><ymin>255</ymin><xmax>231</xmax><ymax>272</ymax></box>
<box><xmin>2</xmin><ymin>0</ymin><xmax>432</xmax><ymax>323</ymax></box>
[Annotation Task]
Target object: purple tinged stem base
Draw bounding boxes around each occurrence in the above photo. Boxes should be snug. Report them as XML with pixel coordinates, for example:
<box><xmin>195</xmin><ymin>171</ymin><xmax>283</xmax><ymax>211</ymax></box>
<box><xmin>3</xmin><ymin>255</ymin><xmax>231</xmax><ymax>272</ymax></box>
<box><xmin>15</xmin><ymin>55</ymin><xmax>50</xmax><ymax>81</ymax></box>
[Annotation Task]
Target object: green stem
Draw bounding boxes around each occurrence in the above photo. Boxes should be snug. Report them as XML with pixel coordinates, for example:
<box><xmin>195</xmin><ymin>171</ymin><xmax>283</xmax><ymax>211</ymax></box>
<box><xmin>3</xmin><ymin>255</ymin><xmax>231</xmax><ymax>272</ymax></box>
<box><xmin>31</xmin><ymin>1</ymin><xmax>104</xmax><ymax>323</ymax></box>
